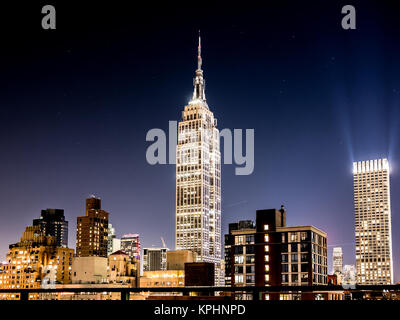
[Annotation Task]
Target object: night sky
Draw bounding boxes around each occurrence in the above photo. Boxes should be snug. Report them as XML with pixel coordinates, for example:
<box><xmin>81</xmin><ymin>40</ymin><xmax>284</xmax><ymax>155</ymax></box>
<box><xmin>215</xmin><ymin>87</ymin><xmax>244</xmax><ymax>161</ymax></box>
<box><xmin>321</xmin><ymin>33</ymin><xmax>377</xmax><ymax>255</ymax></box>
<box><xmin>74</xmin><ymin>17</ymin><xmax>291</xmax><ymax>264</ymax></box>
<box><xmin>1</xmin><ymin>1</ymin><xmax>400</xmax><ymax>281</ymax></box>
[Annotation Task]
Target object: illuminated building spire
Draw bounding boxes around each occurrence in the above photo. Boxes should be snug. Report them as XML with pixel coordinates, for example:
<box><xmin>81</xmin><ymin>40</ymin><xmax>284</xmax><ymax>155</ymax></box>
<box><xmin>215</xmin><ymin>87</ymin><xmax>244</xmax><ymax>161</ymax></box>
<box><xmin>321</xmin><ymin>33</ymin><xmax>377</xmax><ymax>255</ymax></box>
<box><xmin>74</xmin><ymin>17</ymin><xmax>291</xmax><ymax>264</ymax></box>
<box><xmin>197</xmin><ymin>30</ymin><xmax>202</xmax><ymax>70</ymax></box>
<box><xmin>191</xmin><ymin>30</ymin><xmax>206</xmax><ymax>104</ymax></box>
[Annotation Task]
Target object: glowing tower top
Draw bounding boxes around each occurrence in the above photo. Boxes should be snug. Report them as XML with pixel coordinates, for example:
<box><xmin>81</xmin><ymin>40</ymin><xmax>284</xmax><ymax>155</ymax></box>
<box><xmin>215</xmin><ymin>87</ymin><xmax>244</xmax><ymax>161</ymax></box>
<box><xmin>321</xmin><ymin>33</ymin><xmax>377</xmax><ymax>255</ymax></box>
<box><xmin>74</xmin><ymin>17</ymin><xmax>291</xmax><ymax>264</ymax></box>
<box><xmin>190</xmin><ymin>30</ymin><xmax>207</xmax><ymax>106</ymax></box>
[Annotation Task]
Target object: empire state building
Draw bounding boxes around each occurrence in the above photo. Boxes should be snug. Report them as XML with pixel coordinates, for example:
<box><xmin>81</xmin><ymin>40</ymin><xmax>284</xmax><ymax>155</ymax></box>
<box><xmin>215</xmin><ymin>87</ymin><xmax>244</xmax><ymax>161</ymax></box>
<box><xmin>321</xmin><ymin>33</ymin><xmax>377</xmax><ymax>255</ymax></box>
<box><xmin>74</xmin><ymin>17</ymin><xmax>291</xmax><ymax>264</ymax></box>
<box><xmin>175</xmin><ymin>33</ymin><xmax>222</xmax><ymax>285</ymax></box>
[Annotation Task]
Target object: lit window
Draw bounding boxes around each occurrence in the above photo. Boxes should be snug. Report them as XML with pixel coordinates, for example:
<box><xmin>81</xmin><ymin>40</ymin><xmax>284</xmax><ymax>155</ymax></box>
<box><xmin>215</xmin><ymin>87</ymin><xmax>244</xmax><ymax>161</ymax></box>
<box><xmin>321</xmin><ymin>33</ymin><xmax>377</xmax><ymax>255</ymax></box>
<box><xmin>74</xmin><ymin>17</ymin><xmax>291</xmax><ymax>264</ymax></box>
<box><xmin>265</xmin><ymin>265</ymin><xmax>269</xmax><ymax>272</ymax></box>
<box><xmin>265</xmin><ymin>294</ymin><xmax>270</xmax><ymax>300</ymax></box>
<box><xmin>265</xmin><ymin>274</ymin><xmax>269</xmax><ymax>282</ymax></box>
<box><xmin>235</xmin><ymin>275</ymin><xmax>244</xmax><ymax>284</ymax></box>
<box><xmin>264</xmin><ymin>235</ymin><xmax>269</xmax><ymax>242</ymax></box>
<box><xmin>264</xmin><ymin>225</ymin><xmax>269</xmax><ymax>231</ymax></box>
<box><xmin>234</xmin><ymin>255</ymin><xmax>244</xmax><ymax>264</ymax></box>
<box><xmin>264</xmin><ymin>245</ymin><xmax>269</xmax><ymax>252</ymax></box>
<box><xmin>265</xmin><ymin>255</ymin><xmax>269</xmax><ymax>262</ymax></box>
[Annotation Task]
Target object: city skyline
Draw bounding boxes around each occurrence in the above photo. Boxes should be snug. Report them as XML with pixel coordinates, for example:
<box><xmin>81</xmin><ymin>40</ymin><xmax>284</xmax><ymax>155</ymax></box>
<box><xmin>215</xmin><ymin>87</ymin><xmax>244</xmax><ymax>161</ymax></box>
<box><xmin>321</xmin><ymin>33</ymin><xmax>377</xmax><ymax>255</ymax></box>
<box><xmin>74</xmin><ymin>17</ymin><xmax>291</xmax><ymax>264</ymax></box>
<box><xmin>1</xmin><ymin>2</ymin><xmax>400</xmax><ymax>284</ymax></box>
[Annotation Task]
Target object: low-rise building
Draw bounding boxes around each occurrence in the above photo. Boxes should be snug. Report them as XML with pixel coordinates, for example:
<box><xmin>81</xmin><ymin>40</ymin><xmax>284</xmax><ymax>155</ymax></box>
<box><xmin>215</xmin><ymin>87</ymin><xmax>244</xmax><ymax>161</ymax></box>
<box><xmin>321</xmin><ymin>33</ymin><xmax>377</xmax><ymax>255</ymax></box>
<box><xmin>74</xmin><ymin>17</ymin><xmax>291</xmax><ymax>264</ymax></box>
<box><xmin>108</xmin><ymin>250</ymin><xmax>139</xmax><ymax>287</ymax></box>
<box><xmin>166</xmin><ymin>250</ymin><xmax>197</xmax><ymax>270</ymax></box>
<box><xmin>140</xmin><ymin>270</ymin><xmax>185</xmax><ymax>288</ymax></box>
<box><xmin>71</xmin><ymin>256</ymin><xmax>108</xmax><ymax>284</ymax></box>
<box><xmin>225</xmin><ymin>206</ymin><xmax>328</xmax><ymax>300</ymax></box>
<box><xmin>0</xmin><ymin>225</ymin><xmax>74</xmax><ymax>300</ymax></box>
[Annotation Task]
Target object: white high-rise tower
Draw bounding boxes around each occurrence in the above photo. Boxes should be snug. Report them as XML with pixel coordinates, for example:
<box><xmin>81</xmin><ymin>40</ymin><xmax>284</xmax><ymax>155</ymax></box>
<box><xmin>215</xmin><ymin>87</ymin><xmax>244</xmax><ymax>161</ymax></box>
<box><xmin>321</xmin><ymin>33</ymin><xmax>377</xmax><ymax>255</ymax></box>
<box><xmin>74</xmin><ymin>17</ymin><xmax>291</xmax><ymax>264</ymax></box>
<box><xmin>333</xmin><ymin>247</ymin><xmax>343</xmax><ymax>275</ymax></box>
<box><xmin>353</xmin><ymin>158</ymin><xmax>393</xmax><ymax>284</ymax></box>
<box><xmin>175</xmin><ymin>32</ymin><xmax>222</xmax><ymax>285</ymax></box>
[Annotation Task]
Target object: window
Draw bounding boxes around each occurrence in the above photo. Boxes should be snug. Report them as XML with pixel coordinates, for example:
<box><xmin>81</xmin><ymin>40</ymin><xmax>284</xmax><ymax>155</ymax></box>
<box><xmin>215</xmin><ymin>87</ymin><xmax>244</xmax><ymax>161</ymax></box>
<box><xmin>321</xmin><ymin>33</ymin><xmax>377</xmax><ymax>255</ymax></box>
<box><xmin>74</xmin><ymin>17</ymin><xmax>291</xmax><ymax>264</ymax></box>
<box><xmin>234</xmin><ymin>246</ymin><xmax>243</xmax><ymax>254</ymax></box>
<box><xmin>265</xmin><ymin>274</ymin><xmax>269</xmax><ymax>282</ymax></box>
<box><xmin>289</xmin><ymin>232</ymin><xmax>298</xmax><ymax>242</ymax></box>
<box><xmin>282</xmin><ymin>264</ymin><xmax>289</xmax><ymax>273</ymax></box>
<box><xmin>246</xmin><ymin>235</ymin><xmax>255</xmax><ymax>244</ymax></box>
<box><xmin>281</xmin><ymin>254</ymin><xmax>288</xmax><ymax>262</ymax></box>
<box><xmin>291</xmin><ymin>264</ymin><xmax>298</xmax><ymax>272</ymax></box>
<box><xmin>246</xmin><ymin>255</ymin><xmax>255</xmax><ymax>264</ymax></box>
<box><xmin>246</xmin><ymin>265</ymin><xmax>255</xmax><ymax>274</ymax></box>
<box><xmin>264</xmin><ymin>245</ymin><xmax>269</xmax><ymax>252</ymax></box>
<box><xmin>265</xmin><ymin>265</ymin><xmax>269</xmax><ymax>272</ymax></box>
<box><xmin>235</xmin><ymin>266</ymin><xmax>243</xmax><ymax>274</ymax></box>
<box><xmin>264</xmin><ymin>255</ymin><xmax>269</xmax><ymax>262</ymax></box>
<box><xmin>291</xmin><ymin>254</ymin><xmax>298</xmax><ymax>262</ymax></box>
<box><xmin>264</xmin><ymin>235</ymin><xmax>269</xmax><ymax>242</ymax></box>
<box><xmin>300</xmin><ymin>232</ymin><xmax>309</xmax><ymax>241</ymax></box>
<box><xmin>264</xmin><ymin>225</ymin><xmax>269</xmax><ymax>231</ymax></box>
<box><xmin>301</xmin><ymin>264</ymin><xmax>308</xmax><ymax>273</ymax></box>
<box><xmin>300</xmin><ymin>243</ymin><xmax>309</xmax><ymax>252</ymax></box>
<box><xmin>235</xmin><ymin>275</ymin><xmax>244</xmax><ymax>284</ymax></box>
<box><xmin>234</xmin><ymin>255</ymin><xmax>244</xmax><ymax>264</ymax></box>
<box><xmin>246</xmin><ymin>275</ymin><xmax>255</xmax><ymax>283</ymax></box>
<box><xmin>246</xmin><ymin>245</ymin><xmax>255</xmax><ymax>254</ymax></box>
<box><xmin>235</xmin><ymin>236</ymin><xmax>245</xmax><ymax>245</ymax></box>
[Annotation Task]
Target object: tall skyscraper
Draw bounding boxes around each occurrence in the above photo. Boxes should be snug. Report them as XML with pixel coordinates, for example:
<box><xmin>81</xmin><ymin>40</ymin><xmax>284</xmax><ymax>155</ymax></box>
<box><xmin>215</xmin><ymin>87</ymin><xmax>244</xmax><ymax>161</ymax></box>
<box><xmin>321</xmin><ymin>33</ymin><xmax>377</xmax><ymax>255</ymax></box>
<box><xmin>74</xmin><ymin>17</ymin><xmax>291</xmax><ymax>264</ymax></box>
<box><xmin>76</xmin><ymin>196</ymin><xmax>109</xmax><ymax>257</ymax></box>
<box><xmin>120</xmin><ymin>234</ymin><xmax>141</xmax><ymax>261</ymax></box>
<box><xmin>353</xmin><ymin>158</ymin><xmax>393</xmax><ymax>284</ymax></box>
<box><xmin>175</xmin><ymin>33</ymin><xmax>222</xmax><ymax>285</ymax></box>
<box><xmin>143</xmin><ymin>248</ymin><xmax>168</xmax><ymax>271</ymax></box>
<box><xmin>33</xmin><ymin>208</ymin><xmax>68</xmax><ymax>248</ymax></box>
<box><xmin>332</xmin><ymin>247</ymin><xmax>343</xmax><ymax>274</ymax></box>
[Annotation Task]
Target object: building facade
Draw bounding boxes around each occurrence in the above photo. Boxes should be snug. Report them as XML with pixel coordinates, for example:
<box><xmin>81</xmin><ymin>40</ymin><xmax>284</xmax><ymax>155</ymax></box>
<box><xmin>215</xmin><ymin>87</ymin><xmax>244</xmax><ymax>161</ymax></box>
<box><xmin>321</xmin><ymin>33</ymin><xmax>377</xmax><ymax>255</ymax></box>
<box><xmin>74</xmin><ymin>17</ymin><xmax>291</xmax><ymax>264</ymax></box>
<box><xmin>120</xmin><ymin>234</ymin><xmax>141</xmax><ymax>261</ymax></box>
<box><xmin>175</xmin><ymin>33</ymin><xmax>222</xmax><ymax>285</ymax></box>
<box><xmin>143</xmin><ymin>248</ymin><xmax>168</xmax><ymax>271</ymax></box>
<box><xmin>76</xmin><ymin>196</ymin><xmax>109</xmax><ymax>257</ymax></box>
<box><xmin>33</xmin><ymin>208</ymin><xmax>68</xmax><ymax>248</ymax></box>
<box><xmin>342</xmin><ymin>264</ymin><xmax>357</xmax><ymax>288</ymax></box>
<box><xmin>224</xmin><ymin>207</ymin><xmax>328</xmax><ymax>300</ymax></box>
<box><xmin>353</xmin><ymin>159</ymin><xmax>393</xmax><ymax>284</ymax></box>
<box><xmin>108</xmin><ymin>250</ymin><xmax>139</xmax><ymax>287</ymax></box>
<box><xmin>140</xmin><ymin>270</ymin><xmax>185</xmax><ymax>288</ymax></box>
<box><xmin>166</xmin><ymin>250</ymin><xmax>197</xmax><ymax>270</ymax></box>
<box><xmin>184</xmin><ymin>262</ymin><xmax>215</xmax><ymax>287</ymax></box>
<box><xmin>107</xmin><ymin>223</ymin><xmax>121</xmax><ymax>256</ymax></box>
<box><xmin>333</xmin><ymin>247</ymin><xmax>343</xmax><ymax>275</ymax></box>
<box><xmin>0</xmin><ymin>225</ymin><xmax>73</xmax><ymax>300</ymax></box>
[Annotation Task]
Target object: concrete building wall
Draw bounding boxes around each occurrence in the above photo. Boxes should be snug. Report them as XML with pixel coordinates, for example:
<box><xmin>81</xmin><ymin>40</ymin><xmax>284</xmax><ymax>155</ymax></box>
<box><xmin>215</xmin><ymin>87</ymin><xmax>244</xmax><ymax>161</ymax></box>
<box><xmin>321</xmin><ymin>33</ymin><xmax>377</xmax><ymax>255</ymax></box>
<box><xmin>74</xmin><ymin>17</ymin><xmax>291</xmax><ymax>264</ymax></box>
<box><xmin>71</xmin><ymin>256</ymin><xmax>108</xmax><ymax>284</ymax></box>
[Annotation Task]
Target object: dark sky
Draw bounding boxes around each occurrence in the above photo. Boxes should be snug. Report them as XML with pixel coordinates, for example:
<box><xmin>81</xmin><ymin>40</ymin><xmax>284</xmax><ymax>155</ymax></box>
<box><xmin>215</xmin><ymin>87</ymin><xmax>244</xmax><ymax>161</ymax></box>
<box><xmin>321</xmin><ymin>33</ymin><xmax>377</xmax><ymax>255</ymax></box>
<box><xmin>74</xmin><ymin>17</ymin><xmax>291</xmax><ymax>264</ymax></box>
<box><xmin>1</xmin><ymin>1</ymin><xmax>399</xmax><ymax>281</ymax></box>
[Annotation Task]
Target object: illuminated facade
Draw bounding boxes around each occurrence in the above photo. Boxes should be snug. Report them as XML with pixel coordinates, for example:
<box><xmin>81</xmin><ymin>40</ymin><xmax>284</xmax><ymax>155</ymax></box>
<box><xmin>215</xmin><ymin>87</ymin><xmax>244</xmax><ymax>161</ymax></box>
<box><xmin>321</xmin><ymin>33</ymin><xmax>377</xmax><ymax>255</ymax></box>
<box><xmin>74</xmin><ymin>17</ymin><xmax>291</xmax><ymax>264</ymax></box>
<box><xmin>120</xmin><ymin>234</ymin><xmax>141</xmax><ymax>261</ymax></box>
<box><xmin>353</xmin><ymin>159</ymin><xmax>393</xmax><ymax>284</ymax></box>
<box><xmin>0</xmin><ymin>225</ymin><xmax>73</xmax><ymax>300</ymax></box>
<box><xmin>333</xmin><ymin>247</ymin><xmax>343</xmax><ymax>274</ymax></box>
<box><xmin>140</xmin><ymin>270</ymin><xmax>185</xmax><ymax>287</ymax></box>
<box><xmin>175</xmin><ymin>33</ymin><xmax>222</xmax><ymax>285</ymax></box>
